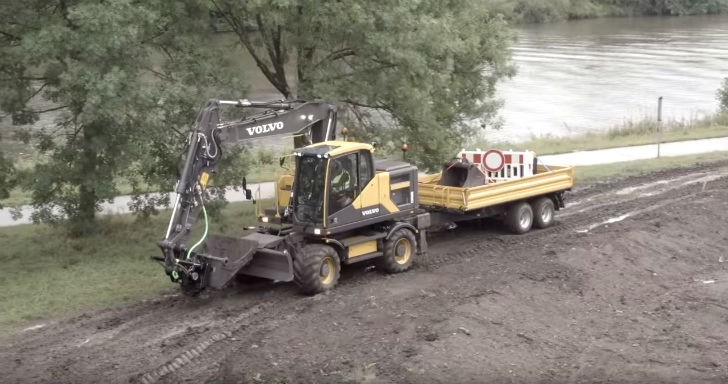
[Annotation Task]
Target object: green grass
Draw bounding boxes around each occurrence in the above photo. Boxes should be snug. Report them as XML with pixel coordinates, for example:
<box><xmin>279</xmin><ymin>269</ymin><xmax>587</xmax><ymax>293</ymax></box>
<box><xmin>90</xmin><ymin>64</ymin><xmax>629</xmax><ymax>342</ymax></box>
<box><xmin>488</xmin><ymin>113</ymin><xmax>728</xmax><ymax>155</ymax></box>
<box><xmin>574</xmin><ymin>151</ymin><xmax>728</xmax><ymax>184</ymax></box>
<box><xmin>0</xmin><ymin>199</ymin><xmax>268</xmax><ymax>334</ymax></box>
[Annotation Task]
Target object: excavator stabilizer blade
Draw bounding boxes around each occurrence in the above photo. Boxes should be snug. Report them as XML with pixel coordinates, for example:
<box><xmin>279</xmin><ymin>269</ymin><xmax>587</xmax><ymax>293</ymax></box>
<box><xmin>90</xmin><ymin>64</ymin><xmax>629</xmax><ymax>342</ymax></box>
<box><xmin>238</xmin><ymin>248</ymin><xmax>294</xmax><ymax>282</ymax></box>
<box><xmin>204</xmin><ymin>234</ymin><xmax>257</xmax><ymax>289</ymax></box>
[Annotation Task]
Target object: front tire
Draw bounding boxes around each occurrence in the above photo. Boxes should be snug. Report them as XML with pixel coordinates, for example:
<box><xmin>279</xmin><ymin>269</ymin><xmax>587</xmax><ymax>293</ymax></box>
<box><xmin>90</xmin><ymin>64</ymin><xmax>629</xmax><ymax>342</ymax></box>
<box><xmin>505</xmin><ymin>201</ymin><xmax>533</xmax><ymax>234</ymax></box>
<box><xmin>377</xmin><ymin>228</ymin><xmax>417</xmax><ymax>273</ymax></box>
<box><xmin>294</xmin><ymin>244</ymin><xmax>341</xmax><ymax>295</ymax></box>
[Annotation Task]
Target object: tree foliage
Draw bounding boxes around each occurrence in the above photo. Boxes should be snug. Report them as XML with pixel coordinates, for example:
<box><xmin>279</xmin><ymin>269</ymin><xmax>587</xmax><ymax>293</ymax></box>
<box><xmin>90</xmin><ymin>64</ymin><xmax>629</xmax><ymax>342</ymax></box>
<box><xmin>0</xmin><ymin>150</ymin><xmax>15</xmax><ymax>206</ymax></box>
<box><xmin>0</xmin><ymin>0</ymin><xmax>245</xmax><ymax>234</ymax></box>
<box><xmin>211</xmin><ymin>0</ymin><xmax>515</xmax><ymax>168</ymax></box>
<box><xmin>485</xmin><ymin>0</ymin><xmax>727</xmax><ymax>23</ymax></box>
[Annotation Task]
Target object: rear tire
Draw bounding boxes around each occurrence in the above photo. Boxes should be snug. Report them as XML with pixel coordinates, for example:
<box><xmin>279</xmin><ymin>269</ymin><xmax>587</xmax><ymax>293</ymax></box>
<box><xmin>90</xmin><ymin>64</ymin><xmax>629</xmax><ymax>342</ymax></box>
<box><xmin>505</xmin><ymin>201</ymin><xmax>533</xmax><ymax>234</ymax></box>
<box><xmin>293</xmin><ymin>244</ymin><xmax>340</xmax><ymax>295</ymax></box>
<box><xmin>532</xmin><ymin>197</ymin><xmax>555</xmax><ymax>229</ymax></box>
<box><xmin>377</xmin><ymin>228</ymin><xmax>417</xmax><ymax>273</ymax></box>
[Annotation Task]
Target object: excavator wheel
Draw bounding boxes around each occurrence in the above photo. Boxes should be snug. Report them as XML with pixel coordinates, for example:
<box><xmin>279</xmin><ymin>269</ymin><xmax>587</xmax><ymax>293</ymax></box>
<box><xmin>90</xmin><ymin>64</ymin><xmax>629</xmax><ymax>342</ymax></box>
<box><xmin>294</xmin><ymin>244</ymin><xmax>341</xmax><ymax>295</ymax></box>
<box><xmin>377</xmin><ymin>228</ymin><xmax>417</xmax><ymax>273</ymax></box>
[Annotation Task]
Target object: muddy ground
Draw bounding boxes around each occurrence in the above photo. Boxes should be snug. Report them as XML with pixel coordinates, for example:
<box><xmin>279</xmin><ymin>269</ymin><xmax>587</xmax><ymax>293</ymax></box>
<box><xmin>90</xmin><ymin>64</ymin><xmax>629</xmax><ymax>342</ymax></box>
<box><xmin>2</xmin><ymin>162</ymin><xmax>728</xmax><ymax>384</ymax></box>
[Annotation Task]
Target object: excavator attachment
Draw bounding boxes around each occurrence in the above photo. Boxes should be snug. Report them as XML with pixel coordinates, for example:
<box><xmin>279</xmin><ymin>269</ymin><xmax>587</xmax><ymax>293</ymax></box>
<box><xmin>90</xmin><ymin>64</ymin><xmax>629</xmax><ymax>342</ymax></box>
<box><xmin>439</xmin><ymin>160</ymin><xmax>486</xmax><ymax>188</ymax></box>
<box><xmin>202</xmin><ymin>232</ymin><xmax>294</xmax><ymax>289</ymax></box>
<box><xmin>203</xmin><ymin>234</ymin><xmax>258</xmax><ymax>289</ymax></box>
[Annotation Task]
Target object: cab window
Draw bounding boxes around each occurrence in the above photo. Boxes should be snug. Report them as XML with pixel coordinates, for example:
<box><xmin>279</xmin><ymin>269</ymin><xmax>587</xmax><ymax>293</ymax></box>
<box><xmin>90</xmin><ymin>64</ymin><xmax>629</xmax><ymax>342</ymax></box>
<box><xmin>329</xmin><ymin>153</ymin><xmax>359</xmax><ymax>214</ymax></box>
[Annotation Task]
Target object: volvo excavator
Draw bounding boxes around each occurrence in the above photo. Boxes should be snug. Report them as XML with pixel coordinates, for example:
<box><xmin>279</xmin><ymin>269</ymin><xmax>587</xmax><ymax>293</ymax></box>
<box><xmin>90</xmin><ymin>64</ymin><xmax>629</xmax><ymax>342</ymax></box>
<box><xmin>155</xmin><ymin>99</ymin><xmax>339</xmax><ymax>295</ymax></box>
<box><xmin>156</xmin><ymin>99</ymin><xmax>573</xmax><ymax>296</ymax></box>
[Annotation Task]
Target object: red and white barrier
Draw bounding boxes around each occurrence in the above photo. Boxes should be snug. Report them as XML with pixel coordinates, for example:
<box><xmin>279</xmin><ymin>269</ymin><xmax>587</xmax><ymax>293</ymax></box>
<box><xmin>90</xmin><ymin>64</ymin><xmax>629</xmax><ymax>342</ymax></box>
<box><xmin>458</xmin><ymin>149</ymin><xmax>535</xmax><ymax>183</ymax></box>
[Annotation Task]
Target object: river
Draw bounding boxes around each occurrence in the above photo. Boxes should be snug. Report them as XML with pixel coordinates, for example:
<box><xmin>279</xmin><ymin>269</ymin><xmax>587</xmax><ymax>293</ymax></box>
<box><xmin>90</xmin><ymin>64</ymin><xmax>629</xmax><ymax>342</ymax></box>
<box><xmin>495</xmin><ymin>14</ymin><xmax>728</xmax><ymax>141</ymax></box>
<box><xmin>241</xmin><ymin>15</ymin><xmax>728</xmax><ymax>143</ymax></box>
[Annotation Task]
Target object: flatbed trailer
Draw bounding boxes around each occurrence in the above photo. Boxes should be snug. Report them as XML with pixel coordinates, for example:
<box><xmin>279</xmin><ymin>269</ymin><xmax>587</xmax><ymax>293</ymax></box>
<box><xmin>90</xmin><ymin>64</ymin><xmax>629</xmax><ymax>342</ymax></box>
<box><xmin>419</xmin><ymin>164</ymin><xmax>574</xmax><ymax>212</ymax></box>
<box><xmin>416</xmin><ymin>164</ymin><xmax>574</xmax><ymax>233</ymax></box>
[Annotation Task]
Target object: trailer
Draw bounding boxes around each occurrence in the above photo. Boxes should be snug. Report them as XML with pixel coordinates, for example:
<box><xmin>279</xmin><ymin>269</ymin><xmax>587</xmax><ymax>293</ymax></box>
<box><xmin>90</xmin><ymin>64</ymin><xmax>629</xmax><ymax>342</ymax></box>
<box><xmin>418</xmin><ymin>162</ymin><xmax>574</xmax><ymax>233</ymax></box>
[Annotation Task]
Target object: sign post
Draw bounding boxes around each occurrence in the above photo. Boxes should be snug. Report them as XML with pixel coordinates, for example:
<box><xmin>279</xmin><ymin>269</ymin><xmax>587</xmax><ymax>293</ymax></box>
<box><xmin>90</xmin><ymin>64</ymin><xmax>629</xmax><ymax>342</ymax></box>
<box><xmin>657</xmin><ymin>96</ymin><xmax>663</xmax><ymax>158</ymax></box>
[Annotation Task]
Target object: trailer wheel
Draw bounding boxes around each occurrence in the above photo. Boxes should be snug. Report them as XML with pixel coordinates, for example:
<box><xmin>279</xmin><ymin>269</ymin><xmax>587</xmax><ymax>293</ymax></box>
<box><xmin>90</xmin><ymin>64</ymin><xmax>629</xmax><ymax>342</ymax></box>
<box><xmin>294</xmin><ymin>244</ymin><xmax>341</xmax><ymax>295</ymax></box>
<box><xmin>532</xmin><ymin>197</ymin><xmax>555</xmax><ymax>229</ymax></box>
<box><xmin>505</xmin><ymin>201</ymin><xmax>533</xmax><ymax>234</ymax></box>
<box><xmin>378</xmin><ymin>228</ymin><xmax>417</xmax><ymax>273</ymax></box>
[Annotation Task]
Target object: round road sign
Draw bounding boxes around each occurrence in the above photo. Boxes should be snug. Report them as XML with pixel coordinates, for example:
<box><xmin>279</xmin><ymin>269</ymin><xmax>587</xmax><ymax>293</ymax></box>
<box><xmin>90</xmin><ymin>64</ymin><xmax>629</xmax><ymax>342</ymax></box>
<box><xmin>483</xmin><ymin>149</ymin><xmax>505</xmax><ymax>172</ymax></box>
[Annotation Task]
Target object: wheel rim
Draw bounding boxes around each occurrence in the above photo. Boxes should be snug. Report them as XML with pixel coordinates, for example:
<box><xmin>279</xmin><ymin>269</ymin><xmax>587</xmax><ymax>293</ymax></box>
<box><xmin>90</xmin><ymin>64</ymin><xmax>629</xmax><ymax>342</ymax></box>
<box><xmin>541</xmin><ymin>205</ymin><xmax>553</xmax><ymax>223</ymax></box>
<box><xmin>394</xmin><ymin>238</ymin><xmax>413</xmax><ymax>265</ymax></box>
<box><xmin>320</xmin><ymin>256</ymin><xmax>335</xmax><ymax>285</ymax></box>
<box><xmin>519</xmin><ymin>210</ymin><xmax>532</xmax><ymax>229</ymax></box>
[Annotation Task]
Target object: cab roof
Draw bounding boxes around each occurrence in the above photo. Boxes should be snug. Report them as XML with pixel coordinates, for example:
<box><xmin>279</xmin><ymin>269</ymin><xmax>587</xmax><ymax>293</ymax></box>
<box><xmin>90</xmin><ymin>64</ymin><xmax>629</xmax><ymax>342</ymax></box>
<box><xmin>295</xmin><ymin>141</ymin><xmax>374</xmax><ymax>158</ymax></box>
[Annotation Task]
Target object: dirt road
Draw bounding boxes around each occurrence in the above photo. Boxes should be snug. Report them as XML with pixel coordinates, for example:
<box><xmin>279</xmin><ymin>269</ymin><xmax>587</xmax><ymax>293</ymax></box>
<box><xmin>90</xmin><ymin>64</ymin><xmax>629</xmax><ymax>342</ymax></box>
<box><xmin>2</xmin><ymin>162</ymin><xmax>728</xmax><ymax>384</ymax></box>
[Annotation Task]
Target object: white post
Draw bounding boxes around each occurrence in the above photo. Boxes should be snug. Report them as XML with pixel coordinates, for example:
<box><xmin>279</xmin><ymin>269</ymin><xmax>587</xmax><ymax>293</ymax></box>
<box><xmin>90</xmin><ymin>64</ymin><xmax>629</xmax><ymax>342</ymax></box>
<box><xmin>657</xmin><ymin>96</ymin><xmax>663</xmax><ymax>158</ymax></box>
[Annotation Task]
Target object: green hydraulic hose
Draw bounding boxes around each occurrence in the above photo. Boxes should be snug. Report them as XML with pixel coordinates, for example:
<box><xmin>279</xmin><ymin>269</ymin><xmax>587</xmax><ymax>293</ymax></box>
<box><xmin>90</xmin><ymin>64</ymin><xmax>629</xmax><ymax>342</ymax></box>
<box><xmin>186</xmin><ymin>202</ymin><xmax>209</xmax><ymax>260</ymax></box>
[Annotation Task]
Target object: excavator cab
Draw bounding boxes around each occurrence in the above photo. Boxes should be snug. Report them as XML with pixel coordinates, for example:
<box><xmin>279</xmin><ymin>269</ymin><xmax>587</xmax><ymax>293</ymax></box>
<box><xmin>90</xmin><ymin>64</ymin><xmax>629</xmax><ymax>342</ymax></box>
<box><xmin>290</xmin><ymin>141</ymin><xmax>418</xmax><ymax>236</ymax></box>
<box><xmin>257</xmin><ymin>122</ymin><xmax>328</xmax><ymax>225</ymax></box>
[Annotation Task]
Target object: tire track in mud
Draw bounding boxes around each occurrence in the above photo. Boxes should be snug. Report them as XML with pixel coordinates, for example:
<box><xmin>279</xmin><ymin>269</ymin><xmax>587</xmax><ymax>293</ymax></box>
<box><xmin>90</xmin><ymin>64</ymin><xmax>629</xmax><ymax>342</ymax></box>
<box><xmin>40</xmin><ymin>165</ymin><xmax>728</xmax><ymax>384</ymax></box>
<box><xmin>134</xmin><ymin>305</ymin><xmax>265</xmax><ymax>384</ymax></box>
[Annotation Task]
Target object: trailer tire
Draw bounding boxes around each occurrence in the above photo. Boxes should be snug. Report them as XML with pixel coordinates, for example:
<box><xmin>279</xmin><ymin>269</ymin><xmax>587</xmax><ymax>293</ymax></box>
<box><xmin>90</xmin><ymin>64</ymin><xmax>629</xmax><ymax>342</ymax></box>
<box><xmin>532</xmin><ymin>197</ymin><xmax>555</xmax><ymax>229</ymax></box>
<box><xmin>294</xmin><ymin>244</ymin><xmax>340</xmax><ymax>295</ymax></box>
<box><xmin>378</xmin><ymin>228</ymin><xmax>417</xmax><ymax>273</ymax></box>
<box><xmin>505</xmin><ymin>201</ymin><xmax>533</xmax><ymax>234</ymax></box>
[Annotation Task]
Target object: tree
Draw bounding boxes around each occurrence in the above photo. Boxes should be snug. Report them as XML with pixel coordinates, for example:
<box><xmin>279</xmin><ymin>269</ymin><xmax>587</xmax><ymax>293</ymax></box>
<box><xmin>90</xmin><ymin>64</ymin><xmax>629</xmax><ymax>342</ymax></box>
<box><xmin>211</xmin><ymin>0</ymin><xmax>514</xmax><ymax>168</ymax></box>
<box><xmin>718</xmin><ymin>78</ymin><xmax>728</xmax><ymax>112</ymax></box>
<box><xmin>0</xmin><ymin>0</ymin><xmax>245</xmax><ymax>235</ymax></box>
<box><xmin>0</xmin><ymin>150</ymin><xmax>15</xmax><ymax>207</ymax></box>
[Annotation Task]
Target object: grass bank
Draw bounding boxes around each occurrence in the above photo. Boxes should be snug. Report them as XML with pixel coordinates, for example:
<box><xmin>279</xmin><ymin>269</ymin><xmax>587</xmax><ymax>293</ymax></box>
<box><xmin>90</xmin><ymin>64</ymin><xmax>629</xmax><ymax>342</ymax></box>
<box><xmin>490</xmin><ymin>113</ymin><xmax>728</xmax><ymax>155</ymax></box>
<box><xmin>2</xmin><ymin>151</ymin><xmax>728</xmax><ymax>334</ymax></box>
<box><xmin>574</xmin><ymin>151</ymin><xmax>728</xmax><ymax>184</ymax></box>
<box><xmin>0</xmin><ymin>199</ymin><xmax>265</xmax><ymax>334</ymax></box>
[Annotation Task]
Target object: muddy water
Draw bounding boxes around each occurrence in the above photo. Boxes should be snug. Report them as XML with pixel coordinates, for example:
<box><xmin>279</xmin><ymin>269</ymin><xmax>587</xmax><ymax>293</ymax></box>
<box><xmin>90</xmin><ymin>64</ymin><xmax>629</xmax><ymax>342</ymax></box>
<box><xmin>495</xmin><ymin>15</ymin><xmax>728</xmax><ymax>141</ymax></box>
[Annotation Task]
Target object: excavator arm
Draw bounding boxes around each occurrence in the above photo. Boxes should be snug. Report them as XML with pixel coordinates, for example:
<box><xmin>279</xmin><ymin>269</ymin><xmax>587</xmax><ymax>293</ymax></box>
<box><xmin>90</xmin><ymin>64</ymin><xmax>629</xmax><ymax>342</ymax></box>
<box><xmin>157</xmin><ymin>99</ymin><xmax>336</xmax><ymax>281</ymax></box>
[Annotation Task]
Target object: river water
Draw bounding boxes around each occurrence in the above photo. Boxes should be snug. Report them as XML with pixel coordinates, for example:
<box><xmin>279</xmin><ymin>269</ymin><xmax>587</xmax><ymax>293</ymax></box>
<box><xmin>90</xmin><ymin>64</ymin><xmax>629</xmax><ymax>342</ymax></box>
<box><xmin>495</xmin><ymin>15</ymin><xmax>728</xmax><ymax>141</ymax></box>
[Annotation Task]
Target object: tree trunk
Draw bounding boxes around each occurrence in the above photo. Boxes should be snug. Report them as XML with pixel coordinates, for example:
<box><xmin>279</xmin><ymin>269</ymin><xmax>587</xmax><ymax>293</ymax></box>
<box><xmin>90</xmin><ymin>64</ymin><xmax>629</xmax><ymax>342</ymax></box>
<box><xmin>70</xmin><ymin>125</ymin><xmax>98</xmax><ymax>236</ymax></box>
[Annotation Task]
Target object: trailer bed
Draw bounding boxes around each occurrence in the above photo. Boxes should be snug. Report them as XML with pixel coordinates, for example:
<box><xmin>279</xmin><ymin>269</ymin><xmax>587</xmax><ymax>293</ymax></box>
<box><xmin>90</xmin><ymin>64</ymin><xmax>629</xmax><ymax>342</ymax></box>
<box><xmin>418</xmin><ymin>164</ymin><xmax>574</xmax><ymax>211</ymax></box>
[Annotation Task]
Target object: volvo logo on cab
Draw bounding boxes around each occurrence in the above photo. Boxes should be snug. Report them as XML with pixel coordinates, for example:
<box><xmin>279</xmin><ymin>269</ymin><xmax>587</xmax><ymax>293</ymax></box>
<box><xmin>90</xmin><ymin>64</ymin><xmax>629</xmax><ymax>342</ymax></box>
<box><xmin>362</xmin><ymin>207</ymin><xmax>380</xmax><ymax>216</ymax></box>
<box><xmin>246</xmin><ymin>121</ymin><xmax>284</xmax><ymax>136</ymax></box>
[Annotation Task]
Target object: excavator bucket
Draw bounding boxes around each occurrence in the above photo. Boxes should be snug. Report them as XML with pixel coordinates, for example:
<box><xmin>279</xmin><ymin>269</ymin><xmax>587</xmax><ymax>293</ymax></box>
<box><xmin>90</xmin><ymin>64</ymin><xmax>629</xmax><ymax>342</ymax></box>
<box><xmin>439</xmin><ymin>160</ymin><xmax>486</xmax><ymax>188</ymax></box>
